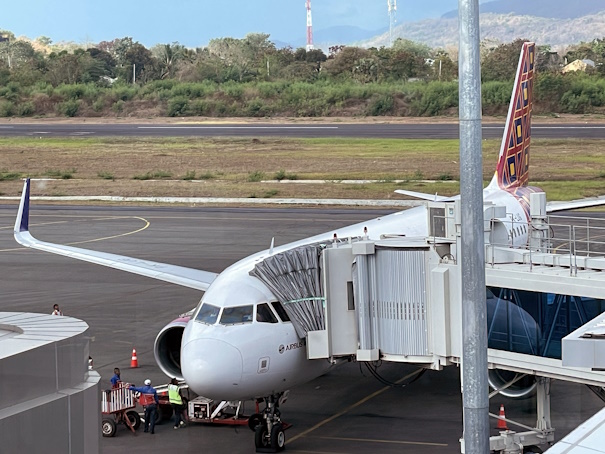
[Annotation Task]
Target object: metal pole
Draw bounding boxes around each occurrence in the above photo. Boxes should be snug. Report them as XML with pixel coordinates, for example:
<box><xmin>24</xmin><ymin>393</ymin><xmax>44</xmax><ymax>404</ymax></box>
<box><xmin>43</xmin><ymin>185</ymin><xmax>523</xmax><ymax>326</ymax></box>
<box><xmin>458</xmin><ymin>0</ymin><xmax>490</xmax><ymax>453</ymax></box>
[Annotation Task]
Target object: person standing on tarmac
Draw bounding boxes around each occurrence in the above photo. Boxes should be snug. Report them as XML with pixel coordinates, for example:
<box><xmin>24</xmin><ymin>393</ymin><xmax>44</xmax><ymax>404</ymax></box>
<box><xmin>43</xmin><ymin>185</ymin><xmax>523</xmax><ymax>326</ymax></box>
<box><xmin>110</xmin><ymin>368</ymin><xmax>121</xmax><ymax>388</ymax></box>
<box><xmin>130</xmin><ymin>379</ymin><xmax>159</xmax><ymax>434</ymax></box>
<box><xmin>51</xmin><ymin>304</ymin><xmax>62</xmax><ymax>316</ymax></box>
<box><xmin>168</xmin><ymin>378</ymin><xmax>186</xmax><ymax>429</ymax></box>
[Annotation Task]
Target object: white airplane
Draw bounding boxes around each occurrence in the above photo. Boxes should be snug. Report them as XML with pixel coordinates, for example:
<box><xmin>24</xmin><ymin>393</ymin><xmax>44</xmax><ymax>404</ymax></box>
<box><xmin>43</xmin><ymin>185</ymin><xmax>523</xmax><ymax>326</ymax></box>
<box><xmin>13</xmin><ymin>42</ymin><xmax>605</xmax><ymax>451</ymax></box>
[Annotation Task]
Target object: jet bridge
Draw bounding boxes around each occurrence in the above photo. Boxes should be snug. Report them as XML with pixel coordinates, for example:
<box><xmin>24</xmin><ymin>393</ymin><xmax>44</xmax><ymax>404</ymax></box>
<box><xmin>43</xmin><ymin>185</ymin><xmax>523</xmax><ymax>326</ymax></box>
<box><xmin>252</xmin><ymin>193</ymin><xmax>605</xmax><ymax>453</ymax></box>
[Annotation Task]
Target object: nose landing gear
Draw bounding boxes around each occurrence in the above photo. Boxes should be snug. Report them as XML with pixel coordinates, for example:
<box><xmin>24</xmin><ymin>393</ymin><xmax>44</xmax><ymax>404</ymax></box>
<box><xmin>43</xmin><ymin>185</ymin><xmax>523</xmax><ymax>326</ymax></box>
<box><xmin>249</xmin><ymin>393</ymin><xmax>288</xmax><ymax>453</ymax></box>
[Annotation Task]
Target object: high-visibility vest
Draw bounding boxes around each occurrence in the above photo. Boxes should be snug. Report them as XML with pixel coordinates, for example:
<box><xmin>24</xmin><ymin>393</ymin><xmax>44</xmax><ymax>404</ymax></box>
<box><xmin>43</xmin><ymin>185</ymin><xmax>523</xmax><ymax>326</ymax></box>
<box><xmin>168</xmin><ymin>384</ymin><xmax>183</xmax><ymax>405</ymax></box>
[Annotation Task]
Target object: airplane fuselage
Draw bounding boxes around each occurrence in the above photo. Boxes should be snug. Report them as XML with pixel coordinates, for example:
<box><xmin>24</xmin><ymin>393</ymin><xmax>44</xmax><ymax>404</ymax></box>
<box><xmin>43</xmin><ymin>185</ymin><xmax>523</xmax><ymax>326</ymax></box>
<box><xmin>180</xmin><ymin>188</ymin><xmax>531</xmax><ymax>401</ymax></box>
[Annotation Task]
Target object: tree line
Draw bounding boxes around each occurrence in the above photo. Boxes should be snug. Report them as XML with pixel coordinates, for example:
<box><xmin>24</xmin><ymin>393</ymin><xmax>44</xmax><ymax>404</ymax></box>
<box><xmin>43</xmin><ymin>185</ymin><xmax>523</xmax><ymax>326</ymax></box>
<box><xmin>1</xmin><ymin>31</ymin><xmax>605</xmax><ymax>118</ymax></box>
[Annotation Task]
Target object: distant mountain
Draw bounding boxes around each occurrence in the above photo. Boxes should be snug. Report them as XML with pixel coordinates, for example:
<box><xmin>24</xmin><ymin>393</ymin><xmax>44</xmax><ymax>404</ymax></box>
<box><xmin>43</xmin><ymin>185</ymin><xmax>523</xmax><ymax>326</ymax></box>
<box><xmin>278</xmin><ymin>25</ymin><xmax>386</xmax><ymax>51</ymax></box>
<box><xmin>443</xmin><ymin>0</ymin><xmax>605</xmax><ymax>19</ymax></box>
<box><xmin>358</xmin><ymin>11</ymin><xmax>605</xmax><ymax>50</ymax></box>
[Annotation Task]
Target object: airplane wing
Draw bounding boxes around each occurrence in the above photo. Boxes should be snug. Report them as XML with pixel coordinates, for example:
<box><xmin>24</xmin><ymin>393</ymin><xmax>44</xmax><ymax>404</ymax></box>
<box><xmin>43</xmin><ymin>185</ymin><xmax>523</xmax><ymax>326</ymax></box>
<box><xmin>546</xmin><ymin>407</ymin><xmax>605</xmax><ymax>453</ymax></box>
<box><xmin>14</xmin><ymin>179</ymin><xmax>218</xmax><ymax>291</ymax></box>
<box><xmin>394</xmin><ymin>189</ymin><xmax>454</xmax><ymax>202</ymax></box>
<box><xmin>546</xmin><ymin>195</ymin><xmax>605</xmax><ymax>213</ymax></box>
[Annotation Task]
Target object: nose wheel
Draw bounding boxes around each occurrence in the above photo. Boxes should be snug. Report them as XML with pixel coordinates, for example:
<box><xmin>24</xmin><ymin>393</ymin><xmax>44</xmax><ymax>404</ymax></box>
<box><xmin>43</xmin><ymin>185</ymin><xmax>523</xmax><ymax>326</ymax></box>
<box><xmin>250</xmin><ymin>393</ymin><xmax>287</xmax><ymax>453</ymax></box>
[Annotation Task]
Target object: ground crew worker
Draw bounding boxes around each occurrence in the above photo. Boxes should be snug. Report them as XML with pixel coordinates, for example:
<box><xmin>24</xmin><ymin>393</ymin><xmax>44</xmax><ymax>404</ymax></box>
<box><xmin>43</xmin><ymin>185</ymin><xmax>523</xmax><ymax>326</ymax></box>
<box><xmin>110</xmin><ymin>368</ymin><xmax>121</xmax><ymax>388</ymax></box>
<box><xmin>130</xmin><ymin>379</ymin><xmax>159</xmax><ymax>434</ymax></box>
<box><xmin>51</xmin><ymin>304</ymin><xmax>62</xmax><ymax>315</ymax></box>
<box><xmin>168</xmin><ymin>378</ymin><xmax>186</xmax><ymax>429</ymax></box>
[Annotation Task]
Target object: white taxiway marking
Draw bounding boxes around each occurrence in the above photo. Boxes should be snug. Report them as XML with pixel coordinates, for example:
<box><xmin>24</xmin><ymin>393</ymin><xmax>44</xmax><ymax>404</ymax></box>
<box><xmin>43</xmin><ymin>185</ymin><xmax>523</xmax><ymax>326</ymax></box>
<box><xmin>0</xmin><ymin>126</ymin><xmax>14</xmax><ymax>128</ymax></box>
<box><xmin>138</xmin><ymin>126</ymin><xmax>339</xmax><ymax>129</ymax></box>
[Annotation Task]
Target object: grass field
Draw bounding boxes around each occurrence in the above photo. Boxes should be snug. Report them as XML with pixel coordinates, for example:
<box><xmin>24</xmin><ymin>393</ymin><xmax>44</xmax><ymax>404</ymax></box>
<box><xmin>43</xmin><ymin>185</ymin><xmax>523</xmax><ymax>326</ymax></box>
<box><xmin>0</xmin><ymin>136</ymin><xmax>603</xmax><ymax>204</ymax></box>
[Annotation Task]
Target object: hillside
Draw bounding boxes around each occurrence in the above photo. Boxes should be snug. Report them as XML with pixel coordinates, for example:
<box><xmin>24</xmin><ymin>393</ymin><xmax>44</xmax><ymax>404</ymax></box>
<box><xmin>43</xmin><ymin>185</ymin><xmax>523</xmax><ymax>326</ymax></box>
<box><xmin>359</xmin><ymin>11</ymin><xmax>605</xmax><ymax>49</ymax></box>
<box><xmin>444</xmin><ymin>0</ymin><xmax>605</xmax><ymax>19</ymax></box>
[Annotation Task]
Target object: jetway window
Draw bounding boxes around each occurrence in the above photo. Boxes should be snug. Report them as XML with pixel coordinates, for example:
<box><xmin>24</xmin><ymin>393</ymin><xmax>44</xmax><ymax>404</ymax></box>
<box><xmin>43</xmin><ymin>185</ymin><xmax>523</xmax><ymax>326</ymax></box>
<box><xmin>256</xmin><ymin>303</ymin><xmax>278</xmax><ymax>324</ymax></box>
<box><xmin>195</xmin><ymin>303</ymin><xmax>220</xmax><ymax>325</ymax></box>
<box><xmin>429</xmin><ymin>207</ymin><xmax>446</xmax><ymax>237</ymax></box>
<box><xmin>487</xmin><ymin>287</ymin><xmax>605</xmax><ymax>359</ymax></box>
<box><xmin>271</xmin><ymin>301</ymin><xmax>290</xmax><ymax>322</ymax></box>
<box><xmin>347</xmin><ymin>281</ymin><xmax>355</xmax><ymax>311</ymax></box>
<box><xmin>220</xmin><ymin>305</ymin><xmax>253</xmax><ymax>325</ymax></box>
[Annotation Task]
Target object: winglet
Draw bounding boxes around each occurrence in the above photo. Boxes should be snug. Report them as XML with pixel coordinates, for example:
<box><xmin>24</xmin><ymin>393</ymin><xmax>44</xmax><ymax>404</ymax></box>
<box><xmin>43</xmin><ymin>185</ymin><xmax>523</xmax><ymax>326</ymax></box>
<box><xmin>14</xmin><ymin>178</ymin><xmax>30</xmax><ymax>234</ymax></box>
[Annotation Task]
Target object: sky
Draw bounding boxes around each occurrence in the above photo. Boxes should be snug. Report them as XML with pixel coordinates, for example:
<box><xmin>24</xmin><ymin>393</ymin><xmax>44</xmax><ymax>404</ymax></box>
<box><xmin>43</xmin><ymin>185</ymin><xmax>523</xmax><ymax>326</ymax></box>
<box><xmin>1</xmin><ymin>0</ymin><xmax>490</xmax><ymax>48</ymax></box>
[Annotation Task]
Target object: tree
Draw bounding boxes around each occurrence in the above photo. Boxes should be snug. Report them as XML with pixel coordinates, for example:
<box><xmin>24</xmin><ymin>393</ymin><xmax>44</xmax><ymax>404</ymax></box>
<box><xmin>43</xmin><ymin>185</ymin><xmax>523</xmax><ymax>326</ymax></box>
<box><xmin>151</xmin><ymin>42</ymin><xmax>188</xmax><ymax>79</ymax></box>
<box><xmin>122</xmin><ymin>43</ymin><xmax>156</xmax><ymax>83</ymax></box>
<box><xmin>323</xmin><ymin>47</ymin><xmax>371</xmax><ymax>79</ymax></box>
<box><xmin>482</xmin><ymin>39</ymin><xmax>528</xmax><ymax>82</ymax></box>
<box><xmin>207</xmin><ymin>33</ymin><xmax>275</xmax><ymax>82</ymax></box>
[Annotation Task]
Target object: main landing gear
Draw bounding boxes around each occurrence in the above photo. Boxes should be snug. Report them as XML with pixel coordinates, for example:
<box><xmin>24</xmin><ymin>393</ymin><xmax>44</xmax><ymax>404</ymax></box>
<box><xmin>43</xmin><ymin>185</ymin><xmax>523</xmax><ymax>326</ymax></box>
<box><xmin>248</xmin><ymin>393</ymin><xmax>287</xmax><ymax>453</ymax></box>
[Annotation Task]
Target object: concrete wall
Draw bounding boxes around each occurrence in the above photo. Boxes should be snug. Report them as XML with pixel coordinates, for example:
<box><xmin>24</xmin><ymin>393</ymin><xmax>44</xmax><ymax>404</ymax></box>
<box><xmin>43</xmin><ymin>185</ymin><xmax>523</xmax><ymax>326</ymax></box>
<box><xmin>0</xmin><ymin>312</ymin><xmax>101</xmax><ymax>454</ymax></box>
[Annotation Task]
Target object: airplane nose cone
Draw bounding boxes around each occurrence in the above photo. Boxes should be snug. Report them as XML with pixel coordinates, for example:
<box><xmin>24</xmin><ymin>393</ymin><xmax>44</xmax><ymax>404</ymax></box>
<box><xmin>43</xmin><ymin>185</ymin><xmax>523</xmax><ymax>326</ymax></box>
<box><xmin>181</xmin><ymin>338</ymin><xmax>243</xmax><ymax>400</ymax></box>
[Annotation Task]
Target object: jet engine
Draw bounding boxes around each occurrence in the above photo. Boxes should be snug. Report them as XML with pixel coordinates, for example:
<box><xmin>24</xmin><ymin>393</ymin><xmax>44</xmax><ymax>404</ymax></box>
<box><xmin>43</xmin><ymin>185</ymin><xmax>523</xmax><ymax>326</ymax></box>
<box><xmin>153</xmin><ymin>315</ymin><xmax>190</xmax><ymax>380</ymax></box>
<box><xmin>487</xmin><ymin>369</ymin><xmax>537</xmax><ymax>398</ymax></box>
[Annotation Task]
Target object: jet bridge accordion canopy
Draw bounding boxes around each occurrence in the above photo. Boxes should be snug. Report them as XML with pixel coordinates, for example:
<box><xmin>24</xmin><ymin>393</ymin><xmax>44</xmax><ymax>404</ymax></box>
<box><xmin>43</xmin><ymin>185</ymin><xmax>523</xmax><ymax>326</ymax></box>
<box><xmin>250</xmin><ymin>243</ymin><xmax>326</xmax><ymax>338</ymax></box>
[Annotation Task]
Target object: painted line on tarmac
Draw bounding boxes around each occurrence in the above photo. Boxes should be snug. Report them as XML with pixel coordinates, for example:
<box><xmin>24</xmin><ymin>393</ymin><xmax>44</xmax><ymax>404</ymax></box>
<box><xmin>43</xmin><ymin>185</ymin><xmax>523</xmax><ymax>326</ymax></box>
<box><xmin>138</xmin><ymin>126</ymin><xmax>339</xmax><ymax>130</ymax></box>
<box><xmin>287</xmin><ymin>369</ymin><xmax>429</xmax><ymax>445</ymax></box>
<box><xmin>314</xmin><ymin>436</ymin><xmax>448</xmax><ymax>447</ymax></box>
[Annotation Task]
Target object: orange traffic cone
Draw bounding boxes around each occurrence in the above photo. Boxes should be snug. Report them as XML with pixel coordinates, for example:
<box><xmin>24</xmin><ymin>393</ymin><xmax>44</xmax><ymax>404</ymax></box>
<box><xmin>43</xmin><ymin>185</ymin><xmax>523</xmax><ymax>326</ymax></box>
<box><xmin>130</xmin><ymin>348</ymin><xmax>139</xmax><ymax>368</ymax></box>
<box><xmin>497</xmin><ymin>404</ymin><xmax>509</xmax><ymax>430</ymax></box>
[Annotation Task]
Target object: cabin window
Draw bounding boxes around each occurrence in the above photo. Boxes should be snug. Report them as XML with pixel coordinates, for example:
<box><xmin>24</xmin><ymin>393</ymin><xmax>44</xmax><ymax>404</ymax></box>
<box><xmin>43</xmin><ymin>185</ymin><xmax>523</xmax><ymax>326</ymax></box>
<box><xmin>256</xmin><ymin>303</ymin><xmax>278</xmax><ymax>323</ymax></box>
<box><xmin>195</xmin><ymin>303</ymin><xmax>220</xmax><ymax>325</ymax></box>
<box><xmin>220</xmin><ymin>305</ymin><xmax>253</xmax><ymax>325</ymax></box>
<box><xmin>271</xmin><ymin>301</ymin><xmax>290</xmax><ymax>322</ymax></box>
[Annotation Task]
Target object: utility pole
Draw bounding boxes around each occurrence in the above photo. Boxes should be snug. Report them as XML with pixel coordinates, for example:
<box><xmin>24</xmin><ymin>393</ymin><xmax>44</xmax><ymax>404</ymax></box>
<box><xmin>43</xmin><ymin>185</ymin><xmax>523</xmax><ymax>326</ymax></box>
<box><xmin>388</xmin><ymin>0</ymin><xmax>397</xmax><ymax>47</ymax></box>
<box><xmin>458</xmin><ymin>0</ymin><xmax>490</xmax><ymax>453</ymax></box>
<box><xmin>306</xmin><ymin>0</ymin><xmax>314</xmax><ymax>51</ymax></box>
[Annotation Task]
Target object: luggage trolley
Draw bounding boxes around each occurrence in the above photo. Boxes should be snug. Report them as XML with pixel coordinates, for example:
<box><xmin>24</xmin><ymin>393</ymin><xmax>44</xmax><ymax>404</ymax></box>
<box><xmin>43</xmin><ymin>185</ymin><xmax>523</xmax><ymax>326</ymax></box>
<box><xmin>101</xmin><ymin>383</ymin><xmax>141</xmax><ymax>437</ymax></box>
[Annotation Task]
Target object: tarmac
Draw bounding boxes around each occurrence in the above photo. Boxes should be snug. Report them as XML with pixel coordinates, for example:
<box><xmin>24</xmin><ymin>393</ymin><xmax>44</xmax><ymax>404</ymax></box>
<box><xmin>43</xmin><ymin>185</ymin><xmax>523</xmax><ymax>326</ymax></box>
<box><xmin>1</xmin><ymin>204</ymin><xmax>603</xmax><ymax>453</ymax></box>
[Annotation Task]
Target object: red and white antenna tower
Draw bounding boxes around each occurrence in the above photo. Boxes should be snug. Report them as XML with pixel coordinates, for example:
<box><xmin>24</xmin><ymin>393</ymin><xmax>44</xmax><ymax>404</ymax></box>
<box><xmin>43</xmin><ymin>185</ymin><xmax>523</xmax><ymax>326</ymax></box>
<box><xmin>306</xmin><ymin>0</ymin><xmax>314</xmax><ymax>51</ymax></box>
<box><xmin>388</xmin><ymin>0</ymin><xmax>397</xmax><ymax>46</ymax></box>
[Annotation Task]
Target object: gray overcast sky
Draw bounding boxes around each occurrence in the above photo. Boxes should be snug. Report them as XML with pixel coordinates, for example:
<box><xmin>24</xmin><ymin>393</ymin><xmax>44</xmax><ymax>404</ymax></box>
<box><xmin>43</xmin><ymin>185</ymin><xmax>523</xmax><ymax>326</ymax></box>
<box><xmin>1</xmin><ymin>1</ymin><xmax>488</xmax><ymax>47</ymax></box>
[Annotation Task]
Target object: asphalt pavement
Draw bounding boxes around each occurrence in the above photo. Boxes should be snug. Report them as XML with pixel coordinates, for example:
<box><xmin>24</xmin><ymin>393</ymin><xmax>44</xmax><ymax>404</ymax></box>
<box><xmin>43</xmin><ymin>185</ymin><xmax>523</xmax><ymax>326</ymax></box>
<box><xmin>0</xmin><ymin>204</ymin><xmax>603</xmax><ymax>453</ymax></box>
<box><xmin>2</xmin><ymin>122</ymin><xmax>605</xmax><ymax>139</ymax></box>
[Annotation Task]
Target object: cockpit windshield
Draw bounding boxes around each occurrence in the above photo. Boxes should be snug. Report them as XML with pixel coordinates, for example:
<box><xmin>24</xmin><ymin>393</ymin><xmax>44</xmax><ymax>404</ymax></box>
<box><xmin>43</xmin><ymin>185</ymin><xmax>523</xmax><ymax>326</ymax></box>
<box><xmin>219</xmin><ymin>305</ymin><xmax>253</xmax><ymax>325</ymax></box>
<box><xmin>195</xmin><ymin>303</ymin><xmax>220</xmax><ymax>325</ymax></box>
<box><xmin>256</xmin><ymin>303</ymin><xmax>278</xmax><ymax>323</ymax></box>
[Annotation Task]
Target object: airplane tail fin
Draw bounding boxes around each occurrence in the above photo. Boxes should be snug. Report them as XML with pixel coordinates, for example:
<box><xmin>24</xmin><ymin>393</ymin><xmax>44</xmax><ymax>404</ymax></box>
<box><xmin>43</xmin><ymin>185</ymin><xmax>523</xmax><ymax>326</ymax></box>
<box><xmin>487</xmin><ymin>42</ymin><xmax>535</xmax><ymax>190</ymax></box>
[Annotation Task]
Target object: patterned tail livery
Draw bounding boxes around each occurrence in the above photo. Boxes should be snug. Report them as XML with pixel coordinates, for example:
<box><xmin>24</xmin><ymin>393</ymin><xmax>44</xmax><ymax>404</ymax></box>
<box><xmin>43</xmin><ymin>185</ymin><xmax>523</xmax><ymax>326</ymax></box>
<box><xmin>489</xmin><ymin>42</ymin><xmax>535</xmax><ymax>190</ymax></box>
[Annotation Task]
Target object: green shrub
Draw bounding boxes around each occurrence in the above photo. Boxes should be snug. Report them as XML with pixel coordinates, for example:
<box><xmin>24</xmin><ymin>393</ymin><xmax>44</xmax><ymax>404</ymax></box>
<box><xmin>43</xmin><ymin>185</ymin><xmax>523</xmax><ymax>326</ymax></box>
<box><xmin>247</xmin><ymin>171</ymin><xmax>265</xmax><ymax>182</ymax></box>
<box><xmin>183</xmin><ymin>170</ymin><xmax>196</xmax><ymax>180</ymax></box>
<box><xmin>133</xmin><ymin>170</ymin><xmax>173</xmax><ymax>180</ymax></box>
<box><xmin>198</xmin><ymin>171</ymin><xmax>214</xmax><ymax>180</ymax></box>
<box><xmin>112</xmin><ymin>100</ymin><xmax>124</xmax><ymax>113</ymax></box>
<box><xmin>17</xmin><ymin>102</ymin><xmax>35</xmax><ymax>116</ymax></box>
<box><xmin>274</xmin><ymin>169</ymin><xmax>297</xmax><ymax>181</ymax></box>
<box><xmin>57</xmin><ymin>100</ymin><xmax>79</xmax><ymax>117</ymax></box>
<box><xmin>410</xmin><ymin>81</ymin><xmax>458</xmax><ymax>116</ymax></box>
<box><xmin>246</xmin><ymin>98</ymin><xmax>272</xmax><ymax>117</ymax></box>
<box><xmin>0</xmin><ymin>170</ymin><xmax>22</xmax><ymax>181</ymax></box>
<box><xmin>189</xmin><ymin>99</ymin><xmax>210</xmax><ymax>116</ymax></box>
<box><xmin>45</xmin><ymin>168</ymin><xmax>76</xmax><ymax>179</ymax></box>
<box><xmin>167</xmin><ymin>96</ymin><xmax>189</xmax><ymax>117</ymax></box>
<box><xmin>97</xmin><ymin>171</ymin><xmax>115</xmax><ymax>180</ymax></box>
<box><xmin>92</xmin><ymin>99</ymin><xmax>105</xmax><ymax>112</ymax></box>
<box><xmin>221</xmin><ymin>81</ymin><xmax>244</xmax><ymax>100</ymax></box>
<box><xmin>366</xmin><ymin>94</ymin><xmax>394</xmax><ymax>116</ymax></box>
<box><xmin>0</xmin><ymin>101</ymin><xmax>15</xmax><ymax>117</ymax></box>
<box><xmin>482</xmin><ymin>81</ymin><xmax>512</xmax><ymax>108</ymax></box>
